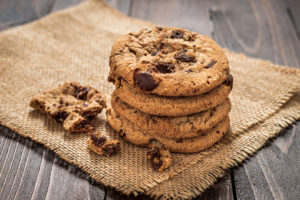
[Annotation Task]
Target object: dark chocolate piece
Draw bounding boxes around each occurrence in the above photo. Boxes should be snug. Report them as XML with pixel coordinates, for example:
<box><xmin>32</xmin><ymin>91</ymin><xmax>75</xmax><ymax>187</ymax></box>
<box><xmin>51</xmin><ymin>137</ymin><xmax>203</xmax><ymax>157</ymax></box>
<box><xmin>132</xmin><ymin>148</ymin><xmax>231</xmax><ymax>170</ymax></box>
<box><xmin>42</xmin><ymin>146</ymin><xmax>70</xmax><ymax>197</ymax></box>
<box><xmin>135</xmin><ymin>72</ymin><xmax>158</xmax><ymax>91</ymax></box>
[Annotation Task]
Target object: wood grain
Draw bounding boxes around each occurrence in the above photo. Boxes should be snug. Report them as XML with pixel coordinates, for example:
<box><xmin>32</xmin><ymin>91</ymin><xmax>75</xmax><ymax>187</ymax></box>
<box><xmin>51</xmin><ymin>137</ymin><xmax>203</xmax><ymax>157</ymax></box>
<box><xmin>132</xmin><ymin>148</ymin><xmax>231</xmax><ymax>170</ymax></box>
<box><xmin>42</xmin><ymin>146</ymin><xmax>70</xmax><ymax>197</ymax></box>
<box><xmin>0</xmin><ymin>0</ymin><xmax>56</xmax><ymax>31</ymax></box>
<box><xmin>210</xmin><ymin>0</ymin><xmax>300</xmax><ymax>199</ymax></box>
<box><xmin>286</xmin><ymin>0</ymin><xmax>300</xmax><ymax>39</ymax></box>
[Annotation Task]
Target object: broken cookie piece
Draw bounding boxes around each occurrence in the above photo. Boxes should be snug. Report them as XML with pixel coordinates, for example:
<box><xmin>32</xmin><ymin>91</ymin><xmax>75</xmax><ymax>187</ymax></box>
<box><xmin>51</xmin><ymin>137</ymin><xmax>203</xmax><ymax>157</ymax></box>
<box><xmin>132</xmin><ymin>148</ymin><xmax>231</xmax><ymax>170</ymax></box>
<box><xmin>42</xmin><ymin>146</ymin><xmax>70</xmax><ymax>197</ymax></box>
<box><xmin>30</xmin><ymin>82</ymin><xmax>106</xmax><ymax>133</ymax></box>
<box><xmin>63</xmin><ymin>112</ymin><xmax>94</xmax><ymax>133</ymax></box>
<box><xmin>147</xmin><ymin>146</ymin><xmax>172</xmax><ymax>172</ymax></box>
<box><xmin>87</xmin><ymin>131</ymin><xmax>121</xmax><ymax>157</ymax></box>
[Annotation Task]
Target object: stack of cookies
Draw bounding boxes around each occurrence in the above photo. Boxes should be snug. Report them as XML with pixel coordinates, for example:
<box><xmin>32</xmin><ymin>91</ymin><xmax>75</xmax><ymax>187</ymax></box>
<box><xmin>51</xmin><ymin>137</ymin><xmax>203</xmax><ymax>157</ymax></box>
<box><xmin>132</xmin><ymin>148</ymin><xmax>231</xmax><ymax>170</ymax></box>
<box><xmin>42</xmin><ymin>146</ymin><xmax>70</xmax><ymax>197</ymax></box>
<box><xmin>107</xmin><ymin>27</ymin><xmax>233</xmax><ymax>153</ymax></box>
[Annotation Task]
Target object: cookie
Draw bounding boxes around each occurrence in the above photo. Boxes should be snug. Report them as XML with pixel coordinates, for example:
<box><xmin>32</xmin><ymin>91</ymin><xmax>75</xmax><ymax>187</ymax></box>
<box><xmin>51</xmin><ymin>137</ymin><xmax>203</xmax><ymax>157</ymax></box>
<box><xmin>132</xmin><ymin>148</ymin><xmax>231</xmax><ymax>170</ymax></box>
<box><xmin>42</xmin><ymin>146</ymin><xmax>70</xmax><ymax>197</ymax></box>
<box><xmin>109</xmin><ymin>27</ymin><xmax>229</xmax><ymax>96</ymax></box>
<box><xmin>87</xmin><ymin>131</ymin><xmax>121</xmax><ymax>157</ymax></box>
<box><xmin>147</xmin><ymin>146</ymin><xmax>172</xmax><ymax>171</ymax></box>
<box><xmin>113</xmin><ymin>78</ymin><xmax>232</xmax><ymax>116</ymax></box>
<box><xmin>107</xmin><ymin>108</ymin><xmax>230</xmax><ymax>153</ymax></box>
<box><xmin>111</xmin><ymin>94</ymin><xmax>231</xmax><ymax>139</ymax></box>
<box><xmin>30</xmin><ymin>82</ymin><xmax>106</xmax><ymax>133</ymax></box>
<box><xmin>63</xmin><ymin>112</ymin><xmax>94</xmax><ymax>133</ymax></box>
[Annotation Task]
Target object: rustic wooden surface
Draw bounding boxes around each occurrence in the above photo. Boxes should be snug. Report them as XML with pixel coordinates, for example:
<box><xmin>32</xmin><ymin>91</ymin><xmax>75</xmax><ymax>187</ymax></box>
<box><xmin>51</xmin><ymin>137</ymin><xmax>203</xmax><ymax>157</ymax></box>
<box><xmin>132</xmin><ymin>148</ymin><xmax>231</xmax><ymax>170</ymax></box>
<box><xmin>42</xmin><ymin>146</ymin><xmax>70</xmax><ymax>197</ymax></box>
<box><xmin>0</xmin><ymin>0</ymin><xmax>299</xmax><ymax>199</ymax></box>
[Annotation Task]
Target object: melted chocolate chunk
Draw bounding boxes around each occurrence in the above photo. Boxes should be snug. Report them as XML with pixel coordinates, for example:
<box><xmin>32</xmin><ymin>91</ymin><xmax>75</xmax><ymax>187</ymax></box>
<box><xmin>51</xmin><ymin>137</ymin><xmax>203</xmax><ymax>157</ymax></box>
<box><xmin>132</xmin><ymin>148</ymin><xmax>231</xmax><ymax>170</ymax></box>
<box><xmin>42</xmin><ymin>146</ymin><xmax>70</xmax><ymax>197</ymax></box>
<box><xmin>135</xmin><ymin>72</ymin><xmax>158</xmax><ymax>91</ymax></box>
<box><xmin>170</xmin><ymin>30</ymin><xmax>184</xmax><ymax>39</ymax></box>
<box><xmin>108</xmin><ymin>76</ymin><xmax>115</xmax><ymax>83</ymax></box>
<box><xmin>119</xmin><ymin>129</ymin><xmax>126</xmax><ymax>138</ymax></box>
<box><xmin>129</xmin><ymin>48</ymin><xmax>136</xmax><ymax>55</ymax></box>
<box><xmin>155</xmin><ymin>63</ymin><xmax>175</xmax><ymax>74</ymax></box>
<box><xmin>204</xmin><ymin>60</ymin><xmax>217</xmax><ymax>68</ymax></box>
<box><xmin>102</xmin><ymin>142</ymin><xmax>121</xmax><ymax>157</ymax></box>
<box><xmin>224</xmin><ymin>74</ymin><xmax>233</xmax><ymax>89</ymax></box>
<box><xmin>91</xmin><ymin>133</ymin><xmax>107</xmax><ymax>147</ymax></box>
<box><xmin>147</xmin><ymin>147</ymin><xmax>163</xmax><ymax>170</ymax></box>
<box><xmin>156</xmin><ymin>27</ymin><xmax>163</xmax><ymax>31</ymax></box>
<box><xmin>174</xmin><ymin>49</ymin><xmax>196</xmax><ymax>62</ymax></box>
<box><xmin>52</xmin><ymin>111</ymin><xmax>68</xmax><ymax>122</ymax></box>
<box><xmin>72</xmin><ymin>84</ymin><xmax>91</xmax><ymax>100</ymax></box>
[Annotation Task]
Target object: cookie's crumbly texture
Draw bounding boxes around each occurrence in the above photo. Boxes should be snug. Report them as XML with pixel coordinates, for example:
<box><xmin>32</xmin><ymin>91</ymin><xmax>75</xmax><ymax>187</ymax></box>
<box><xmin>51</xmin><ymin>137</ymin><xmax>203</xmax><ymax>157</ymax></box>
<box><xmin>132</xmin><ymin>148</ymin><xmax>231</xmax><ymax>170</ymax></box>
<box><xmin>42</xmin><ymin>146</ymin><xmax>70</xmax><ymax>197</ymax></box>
<box><xmin>147</xmin><ymin>146</ymin><xmax>172</xmax><ymax>172</ymax></box>
<box><xmin>87</xmin><ymin>131</ymin><xmax>121</xmax><ymax>157</ymax></box>
<box><xmin>112</xmin><ymin>95</ymin><xmax>231</xmax><ymax>139</ymax></box>
<box><xmin>107</xmin><ymin>108</ymin><xmax>230</xmax><ymax>153</ymax></box>
<box><xmin>30</xmin><ymin>82</ymin><xmax>106</xmax><ymax>132</ymax></box>
<box><xmin>114</xmin><ymin>78</ymin><xmax>232</xmax><ymax>116</ymax></box>
<box><xmin>63</xmin><ymin>112</ymin><xmax>94</xmax><ymax>133</ymax></box>
<box><xmin>109</xmin><ymin>27</ymin><xmax>229</xmax><ymax>96</ymax></box>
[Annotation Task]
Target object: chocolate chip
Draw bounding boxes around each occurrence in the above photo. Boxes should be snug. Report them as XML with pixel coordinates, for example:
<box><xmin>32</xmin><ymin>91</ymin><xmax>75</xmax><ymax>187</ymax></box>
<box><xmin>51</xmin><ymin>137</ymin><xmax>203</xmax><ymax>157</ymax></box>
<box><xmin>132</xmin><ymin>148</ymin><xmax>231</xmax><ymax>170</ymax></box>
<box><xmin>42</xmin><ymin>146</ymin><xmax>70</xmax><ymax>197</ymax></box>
<box><xmin>135</xmin><ymin>72</ymin><xmax>158</xmax><ymax>91</ymax></box>
<box><xmin>156</xmin><ymin>27</ymin><xmax>163</xmax><ymax>31</ymax></box>
<box><xmin>151</xmin><ymin>52</ymin><xmax>157</xmax><ymax>56</ymax></box>
<box><xmin>108</xmin><ymin>76</ymin><xmax>115</xmax><ymax>83</ymax></box>
<box><xmin>91</xmin><ymin>133</ymin><xmax>106</xmax><ymax>147</ymax></box>
<box><xmin>209</xmin><ymin>110</ymin><xmax>214</xmax><ymax>117</ymax></box>
<box><xmin>204</xmin><ymin>60</ymin><xmax>217</xmax><ymax>68</ymax></box>
<box><xmin>102</xmin><ymin>142</ymin><xmax>121</xmax><ymax>157</ymax></box>
<box><xmin>171</xmin><ymin>30</ymin><xmax>184</xmax><ymax>39</ymax></box>
<box><xmin>119</xmin><ymin>129</ymin><xmax>126</xmax><ymax>138</ymax></box>
<box><xmin>74</xmin><ymin>86</ymin><xmax>90</xmax><ymax>100</ymax></box>
<box><xmin>155</xmin><ymin>63</ymin><xmax>175</xmax><ymax>74</ymax></box>
<box><xmin>147</xmin><ymin>147</ymin><xmax>163</xmax><ymax>170</ymax></box>
<box><xmin>224</xmin><ymin>74</ymin><xmax>233</xmax><ymax>89</ymax></box>
<box><xmin>142</xmin><ymin>60</ymin><xmax>150</xmax><ymax>64</ymax></box>
<box><xmin>52</xmin><ymin>111</ymin><xmax>68</xmax><ymax>122</ymax></box>
<box><xmin>174</xmin><ymin>49</ymin><xmax>196</xmax><ymax>62</ymax></box>
<box><xmin>129</xmin><ymin>48</ymin><xmax>136</xmax><ymax>55</ymax></box>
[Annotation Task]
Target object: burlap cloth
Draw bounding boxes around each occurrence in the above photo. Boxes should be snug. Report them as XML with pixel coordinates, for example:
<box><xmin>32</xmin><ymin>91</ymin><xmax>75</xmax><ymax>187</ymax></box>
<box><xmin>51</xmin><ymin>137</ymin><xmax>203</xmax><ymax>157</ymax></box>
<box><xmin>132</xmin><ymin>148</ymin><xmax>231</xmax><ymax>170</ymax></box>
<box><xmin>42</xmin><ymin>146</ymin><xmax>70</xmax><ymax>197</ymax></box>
<box><xmin>0</xmin><ymin>0</ymin><xmax>300</xmax><ymax>199</ymax></box>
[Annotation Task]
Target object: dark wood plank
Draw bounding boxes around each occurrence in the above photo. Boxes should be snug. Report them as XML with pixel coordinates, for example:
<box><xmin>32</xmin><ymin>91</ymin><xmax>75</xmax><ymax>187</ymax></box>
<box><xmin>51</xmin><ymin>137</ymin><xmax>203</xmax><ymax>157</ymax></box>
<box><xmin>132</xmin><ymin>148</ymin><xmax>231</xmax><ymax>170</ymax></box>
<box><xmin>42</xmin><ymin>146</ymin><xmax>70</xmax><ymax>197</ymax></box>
<box><xmin>0</xmin><ymin>0</ymin><xmax>56</xmax><ymax>31</ymax></box>
<box><xmin>210</xmin><ymin>0</ymin><xmax>300</xmax><ymax>199</ymax></box>
<box><xmin>106</xmin><ymin>0</ymin><xmax>132</xmax><ymax>15</ymax></box>
<box><xmin>130</xmin><ymin>1</ymin><xmax>234</xmax><ymax>199</ymax></box>
<box><xmin>52</xmin><ymin>0</ymin><xmax>84</xmax><ymax>12</ymax></box>
<box><xmin>130</xmin><ymin>0</ymin><xmax>213</xmax><ymax>36</ymax></box>
<box><xmin>286</xmin><ymin>0</ymin><xmax>300</xmax><ymax>39</ymax></box>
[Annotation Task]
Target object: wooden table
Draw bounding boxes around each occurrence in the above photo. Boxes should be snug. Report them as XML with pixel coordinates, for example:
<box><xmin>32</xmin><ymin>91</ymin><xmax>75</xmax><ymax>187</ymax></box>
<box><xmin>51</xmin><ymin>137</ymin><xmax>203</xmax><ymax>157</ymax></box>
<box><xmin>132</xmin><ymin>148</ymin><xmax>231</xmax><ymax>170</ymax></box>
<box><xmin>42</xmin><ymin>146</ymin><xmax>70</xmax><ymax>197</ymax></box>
<box><xmin>0</xmin><ymin>0</ymin><xmax>299</xmax><ymax>199</ymax></box>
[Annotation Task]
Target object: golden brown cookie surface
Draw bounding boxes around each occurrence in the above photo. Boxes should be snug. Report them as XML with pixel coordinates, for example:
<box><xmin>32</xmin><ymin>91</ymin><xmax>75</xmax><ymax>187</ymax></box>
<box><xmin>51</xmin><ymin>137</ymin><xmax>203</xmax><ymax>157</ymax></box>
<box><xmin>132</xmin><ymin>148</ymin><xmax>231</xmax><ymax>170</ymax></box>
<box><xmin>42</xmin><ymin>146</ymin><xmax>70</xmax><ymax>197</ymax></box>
<box><xmin>107</xmin><ymin>108</ymin><xmax>230</xmax><ymax>153</ymax></box>
<box><xmin>109</xmin><ymin>27</ymin><xmax>229</xmax><ymax>96</ymax></box>
<box><xmin>111</xmin><ymin>95</ymin><xmax>231</xmax><ymax>139</ymax></box>
<box><xmin>113</xmin><ymin>79</ymin><xmax>232</xmax><ymax>116</ymax></box>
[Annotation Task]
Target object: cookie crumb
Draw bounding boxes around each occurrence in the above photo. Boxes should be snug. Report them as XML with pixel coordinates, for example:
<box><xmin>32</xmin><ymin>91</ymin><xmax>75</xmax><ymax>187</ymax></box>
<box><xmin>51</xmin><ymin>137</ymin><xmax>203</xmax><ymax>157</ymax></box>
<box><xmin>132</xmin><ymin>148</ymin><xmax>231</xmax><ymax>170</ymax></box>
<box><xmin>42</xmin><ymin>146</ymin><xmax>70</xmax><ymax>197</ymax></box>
<box><xmin>30</xmin><ymin>82</ymin><xmax>106</xmax><ymax>133</ymax></box>
<box><xmin>147</xmin><ymin>146</ymin><xmax>172</xmax><ymax>172</ymax></box>
<box><xmin>88</xmin><ymin>131</ymin><xmax>120</xmax><ymax>157</ymax></box>
<box><xmin>63</xmin><ymin>112</ymin><xmax>94</xmax><ymax>133</ymax></box>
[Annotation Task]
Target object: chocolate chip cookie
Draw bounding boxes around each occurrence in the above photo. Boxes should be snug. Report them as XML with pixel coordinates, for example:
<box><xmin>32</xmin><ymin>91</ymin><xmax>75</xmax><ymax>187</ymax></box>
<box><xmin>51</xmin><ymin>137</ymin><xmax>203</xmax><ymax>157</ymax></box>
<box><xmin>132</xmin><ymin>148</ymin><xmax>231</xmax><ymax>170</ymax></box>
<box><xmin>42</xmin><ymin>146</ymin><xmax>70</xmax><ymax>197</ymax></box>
<box><xmin>111</xmin><ymin>95</ymin><xmax>231</xmax><ymax>139</ymax></box>
<box><xmin>87</xmin><ymin>131</ymin><xmax>120</xmax><ymax>157</ymax></box>
<box><xmin>107</xmin><ymin>108</ymin><xmax>230</xmax><ymax>153</ymax></box>
<box><xmin>30</xmin><ymin>82</ymin><xmax>106</xmax><ymax>133</ymax></box>
<box><xmin>147</xmin><ymin>146</ymin><xmax>172</xmax><ymax>171</ymax></box>
<box><xmin>113</xmin><ymin>78</ymin><xmax>232</xmax><ymax>116</ymax></box>
<box><xmin>109</xmin><ymin>27</ymin><xmax>229</xmax><ymax>96</ymax></box>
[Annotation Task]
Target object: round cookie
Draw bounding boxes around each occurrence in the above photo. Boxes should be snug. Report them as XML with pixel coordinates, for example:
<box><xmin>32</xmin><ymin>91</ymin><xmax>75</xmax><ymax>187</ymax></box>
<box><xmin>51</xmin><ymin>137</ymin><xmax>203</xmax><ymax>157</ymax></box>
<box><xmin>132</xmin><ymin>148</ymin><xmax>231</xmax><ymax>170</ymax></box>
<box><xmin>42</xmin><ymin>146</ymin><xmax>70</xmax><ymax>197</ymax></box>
<box><xmin>113</xmin><ymin>78</ymin><xmax>232</xmax><ymax>116</ymax></box>
<box><xmin>107</xmin><ymin>108</ymin><xmax>230</xmax><ymax>153</ymax></box>
<box><xmin>111</xmin><ymin>95</ymin><xmax>231</xmax><ymax>139</ymax></box>
<box><xmin>109</xmin><ymin>27</ymin><xmax>230</xmax><ymax>96</ymax></box>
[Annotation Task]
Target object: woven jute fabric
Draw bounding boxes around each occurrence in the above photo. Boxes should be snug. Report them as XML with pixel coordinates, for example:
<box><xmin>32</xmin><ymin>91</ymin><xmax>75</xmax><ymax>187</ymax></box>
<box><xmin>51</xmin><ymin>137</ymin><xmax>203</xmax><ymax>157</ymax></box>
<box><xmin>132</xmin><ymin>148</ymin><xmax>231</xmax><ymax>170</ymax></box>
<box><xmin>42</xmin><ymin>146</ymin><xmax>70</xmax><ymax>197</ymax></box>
<box><xmin>0</xmin><ymin>0</ymin><xmax>300</xmax><ymax>199</ymax></box>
